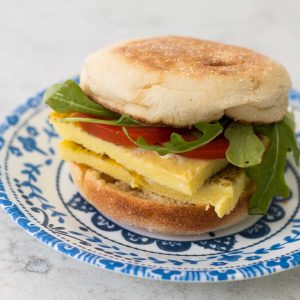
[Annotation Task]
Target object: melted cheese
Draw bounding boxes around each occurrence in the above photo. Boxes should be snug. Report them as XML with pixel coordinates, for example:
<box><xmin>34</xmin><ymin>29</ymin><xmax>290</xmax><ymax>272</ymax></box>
<box><xmin>50</xmin><ymin>113</ymin><xmax>228</xmax><ymax>195</ymax></box>
<box><xmin>59</xmin><ymin>140</ymin><xmax>248</xmax><ymax>217</ymax></box>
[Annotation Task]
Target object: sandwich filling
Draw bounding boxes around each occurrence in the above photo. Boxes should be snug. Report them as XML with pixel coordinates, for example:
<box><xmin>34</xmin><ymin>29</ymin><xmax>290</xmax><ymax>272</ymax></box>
<box><xmin>45</xmin><ymin>80</ymin><xmax>299</xmax><ymax>218</ymax></box>
<box><xmin>51</xmin><ymin>115</ymin><xmax>249</xmax><ymax>217</ymax></box>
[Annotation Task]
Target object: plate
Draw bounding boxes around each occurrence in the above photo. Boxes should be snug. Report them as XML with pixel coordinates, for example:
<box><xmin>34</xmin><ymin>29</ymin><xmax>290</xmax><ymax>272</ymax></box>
<box><xmin>0</xmin><ymin>82</ymin><xmax>300</xmax><ymax>282</ymax></box>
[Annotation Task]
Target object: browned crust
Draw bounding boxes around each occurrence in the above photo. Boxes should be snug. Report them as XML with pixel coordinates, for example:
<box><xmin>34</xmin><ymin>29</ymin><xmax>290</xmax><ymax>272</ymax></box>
<box><xmin>70</xmin><ymin>163</ymin><xmax>253</xmax><ymax>235</ymax></box>
<box><xmin>111</xmin><ymin>36</ymin><xmax>270</xmax><ymax>78</ymax></box>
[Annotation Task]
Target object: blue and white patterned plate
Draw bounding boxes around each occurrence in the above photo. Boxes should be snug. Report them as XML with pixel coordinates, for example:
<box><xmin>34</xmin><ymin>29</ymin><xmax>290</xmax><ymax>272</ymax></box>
<box><xmin>0</xmin><ymin>83</ymin><xmax>300</xmax><ymax>282</ymax></box>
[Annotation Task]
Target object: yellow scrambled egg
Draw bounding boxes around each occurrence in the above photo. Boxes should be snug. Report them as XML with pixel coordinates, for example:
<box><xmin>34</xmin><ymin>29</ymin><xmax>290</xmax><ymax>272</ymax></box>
<box><xmin>58</xmin><ymin>138</ymin><xmax>248</xmax><ymax>218</ymax></box>
<box><xmin>50</xmin><ymin>113</ymin><xmax>228</xmax><ymax>195</ymax></box>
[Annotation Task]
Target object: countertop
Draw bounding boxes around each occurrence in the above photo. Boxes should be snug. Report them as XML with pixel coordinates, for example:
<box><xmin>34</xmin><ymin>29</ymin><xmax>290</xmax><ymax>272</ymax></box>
<box><xmin>1</xmin><ymin>1</ymin><xmax>300</xmax><ymax>299</ymax></box>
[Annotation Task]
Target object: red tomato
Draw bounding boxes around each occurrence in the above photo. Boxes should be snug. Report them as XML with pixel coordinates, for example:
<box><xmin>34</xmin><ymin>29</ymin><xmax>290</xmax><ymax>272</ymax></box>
<box><xmin>74</xmin><ymin>113</ymin><xmax>229</xmax><ymax>159</ymax></box>
<box><xmin>179</xmin><ymin>137</ymin><xmax>229</xmax><ymax>159</ymax></box>
<box><xmin>75</xmin><ymin>113</ymin><xmax>174</xmax><ymax>146</ymax></box>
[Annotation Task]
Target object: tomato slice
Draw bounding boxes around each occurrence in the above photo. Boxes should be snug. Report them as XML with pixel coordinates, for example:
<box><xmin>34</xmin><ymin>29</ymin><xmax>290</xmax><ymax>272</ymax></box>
<box><xmin>179</xmin><ymin>137</ymin><xmax>229</xmax><ymax>159</ymax></box>
<box><xmin>74</xmin><ymin>113</ymin><xmax>174</xmax><ymax>146</ymax></box>
<box><xmin>73</xmin><ymin>113</ymin><xmax>229</xmax><ymax>159</ymax></box>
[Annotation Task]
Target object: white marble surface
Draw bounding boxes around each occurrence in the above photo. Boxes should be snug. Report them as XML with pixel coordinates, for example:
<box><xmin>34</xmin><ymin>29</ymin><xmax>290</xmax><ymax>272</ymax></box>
<box><xmin>1</xmin><ymin>1</ymin><xmax>300</xmax><ymax>299</ymax></box>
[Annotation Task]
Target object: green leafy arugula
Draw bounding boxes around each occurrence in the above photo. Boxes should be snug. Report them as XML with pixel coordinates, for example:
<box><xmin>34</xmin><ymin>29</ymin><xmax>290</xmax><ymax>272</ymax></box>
<box><xmin>43</xmin><ymin>79</ymin><xmax>119</xmax><ymax>118</ymax></box>
<box><xmin>247</xmin><ymin>114</ymin><xmax>299</xmax><ymax>214</ymax></box>
<box><xmin>123</xmin><ymin>122</ymin><xmax>223</xmax><ymax>155</ymax></box>
<box><xmin>62</xmin><ymin>114</ymin><xmax>147</xmax><ymax>127</ymax></box>
<box><xmin>44</xmin><ymin>79</ymin><xmax>148</xmax><ymax>127</ymax></box>
<box><xmin>224</xmin><ymin>123</ymin><xmax>265</xmax><ymax>168</ymax></box>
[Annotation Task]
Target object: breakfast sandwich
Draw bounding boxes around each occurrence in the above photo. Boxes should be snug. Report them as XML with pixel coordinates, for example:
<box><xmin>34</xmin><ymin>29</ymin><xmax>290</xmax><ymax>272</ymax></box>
<box><xmin>44</xmin><ymin>36</ymin><xmax>299</xmax><ymax>235</ymax></box>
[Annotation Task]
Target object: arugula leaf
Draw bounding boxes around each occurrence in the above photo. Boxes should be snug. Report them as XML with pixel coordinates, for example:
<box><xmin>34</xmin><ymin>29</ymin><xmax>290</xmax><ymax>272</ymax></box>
<box><xmin>62</xmin><ymin>114</ymin><xmax>147</xmax><ymax>127</ymax></box>
<box><xmin>247</xmin><ymin>115</ymin><xmax>299</xmax><ymax>215</ymax></box>
<box><xmin>283</xmin><ymin>112</ymin><xmax>299</xmax><ymax>165</ymax></box>
<box><xmin>43</xmin><ymin>79</ymin><xmax>119</xmax><ymax>118</ymax></box>
<box><xmin>224</xmin><ymin>123</ymin><xmax>265</xmax><ymax>167</ymax></box>
<box><xmin>123</xmin><ymin>122</ymin><xmax>223</xmax><ymax>155</ymax></box>
<box><xmin>115</xmin><ymin>114</ymin><xmax>145</xmax><ymax>126</ymax></box>
<box><xmin>284</xmin><ymin>111</ymin><xmax>296</xmax><ymax>131</ymax></box>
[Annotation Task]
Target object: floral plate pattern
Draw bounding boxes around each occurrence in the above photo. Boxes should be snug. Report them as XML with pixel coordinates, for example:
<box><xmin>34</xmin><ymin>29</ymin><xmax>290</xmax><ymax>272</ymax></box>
<box><xmin>0</xmin><ymin>82</ymin><xmax>300</xmax><ymax>282</ymax></box>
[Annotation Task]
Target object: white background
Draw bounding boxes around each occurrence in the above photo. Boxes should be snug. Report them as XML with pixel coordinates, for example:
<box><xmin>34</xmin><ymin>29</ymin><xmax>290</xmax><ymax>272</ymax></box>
<box><xmin>0</xmin><ymin>1</ymin><xmax>300</xmax><ymax>299</ymax></box>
